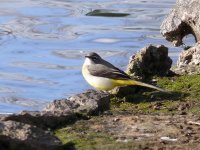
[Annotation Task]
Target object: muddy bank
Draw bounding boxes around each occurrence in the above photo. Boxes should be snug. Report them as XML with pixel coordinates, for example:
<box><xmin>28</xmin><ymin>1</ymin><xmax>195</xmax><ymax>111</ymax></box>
<box><xmin>54</xmin><ymin>73</ymin><xmax>200</xmax><ymax>150</ymax></box>
<box><xmin>56</xmin><ymin>113</ymin><xmax>200</xmax><ymax>150</ymax></box>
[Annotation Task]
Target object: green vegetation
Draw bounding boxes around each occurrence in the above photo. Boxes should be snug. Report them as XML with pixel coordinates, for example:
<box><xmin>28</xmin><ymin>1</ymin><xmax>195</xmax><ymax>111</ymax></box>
<box><xmin>55</xmin><ymin>122</ymin><xmax>113</xmax><ymax>150</ymax></box>
<box><xmin>111</xmin><ymin>74</ymin><xmax>200</xmax><ymax>115</ymax></box>
<box><xmin>55</xmin><ymin>74</ymin><xmax>200</xmax><ymax>149</ymax></box>
<box><xmin>55</xmin><ymin>118</ymin><xmax>160</xmax><ymax>150</ymax></box>
<box><xmin>55</xmin><ymin>119</ymin><xmax>138</xmax><ymax>150</ymax></box>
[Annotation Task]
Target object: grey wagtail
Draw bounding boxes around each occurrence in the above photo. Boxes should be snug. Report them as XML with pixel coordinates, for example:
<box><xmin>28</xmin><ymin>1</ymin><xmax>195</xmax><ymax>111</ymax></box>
<box><xmin>82</xmin><ymin>52</ymin><xmax>166</xmax><ymax>92</ymax></box>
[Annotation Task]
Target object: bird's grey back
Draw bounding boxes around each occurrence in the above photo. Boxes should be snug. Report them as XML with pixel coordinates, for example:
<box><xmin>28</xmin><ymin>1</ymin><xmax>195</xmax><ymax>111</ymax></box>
<box><xmin>87</xmin><ymin>58</ymin><xmax>131</xmax><ymax>80</ymax></box>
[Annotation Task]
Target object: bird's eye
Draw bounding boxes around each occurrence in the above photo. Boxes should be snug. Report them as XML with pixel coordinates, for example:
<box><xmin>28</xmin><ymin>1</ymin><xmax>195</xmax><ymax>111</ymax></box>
<box><xmin>92</xmin><ymin>56</ymin><xmax>97</xmax><ymax>60</ymax></box>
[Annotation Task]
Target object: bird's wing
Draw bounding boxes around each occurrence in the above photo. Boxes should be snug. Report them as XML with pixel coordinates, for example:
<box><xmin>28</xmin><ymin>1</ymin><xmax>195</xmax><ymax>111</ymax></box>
<box><xmin>87</xmin><ymin>60</ymin><xmax>131</xmax><ymax>80</ymax></box>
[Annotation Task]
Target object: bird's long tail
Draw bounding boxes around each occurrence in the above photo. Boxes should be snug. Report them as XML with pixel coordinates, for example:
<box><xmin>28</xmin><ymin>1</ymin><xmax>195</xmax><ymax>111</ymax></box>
<box><xmin>131</xmin><ymin>80</ymin><xmax>167</xmax><ymax>92</ymax></box>
<box><xmin>114</xmin><ymin>79</ymin><xmax>167</xmax><ymax>92</ymax></box>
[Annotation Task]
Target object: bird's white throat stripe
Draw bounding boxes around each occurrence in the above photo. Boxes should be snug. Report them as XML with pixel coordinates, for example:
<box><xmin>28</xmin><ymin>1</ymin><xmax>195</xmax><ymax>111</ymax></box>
<box><xmin>84</xmin><ymin>58</ymin><xmax>92</xmax><ymax>65</ymax></box>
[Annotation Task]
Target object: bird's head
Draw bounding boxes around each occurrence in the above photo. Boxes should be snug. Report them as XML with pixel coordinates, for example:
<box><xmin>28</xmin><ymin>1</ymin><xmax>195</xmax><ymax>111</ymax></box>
<box><xmin>84</xmin><ymin>52</ymin><xmax>102</xmax><ymax>64</ymax></box>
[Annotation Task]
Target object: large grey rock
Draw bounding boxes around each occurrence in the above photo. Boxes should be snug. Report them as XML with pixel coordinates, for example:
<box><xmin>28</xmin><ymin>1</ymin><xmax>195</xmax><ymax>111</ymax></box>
<box><xmin>126</xmin><ymin>45</ymin><xmax>172</xmax><ymax>80</ymax></box>
<box><xmin>44</xmin><ymin>89</ymin><xmax>110</xmax><ymax>116</ymax></box>
<box><xmin>0</xmin><ymin>121</ymin><xmax>61</xmax><ymax>150</ymax></box>
<box><xmin>3</xmin><ymin>110</ymin><xmax>77</xmax><ymax>129</ymax></box>
<box><xmin>161</xmin><ymin>0</ymin><xmax>200</xmax><ymax>75</ymax></box>
<box><xmin>160</xmin><ymin>0</ymin><xmax>200</xmax><ymax>46</ymax></box>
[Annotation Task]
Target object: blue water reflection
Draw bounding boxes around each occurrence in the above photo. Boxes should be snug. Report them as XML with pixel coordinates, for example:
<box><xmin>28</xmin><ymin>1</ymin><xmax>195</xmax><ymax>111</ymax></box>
<box><xmin>0</xmin><ymin>0</ymin><xmax>189</xmax><ymax>113</ymax></box>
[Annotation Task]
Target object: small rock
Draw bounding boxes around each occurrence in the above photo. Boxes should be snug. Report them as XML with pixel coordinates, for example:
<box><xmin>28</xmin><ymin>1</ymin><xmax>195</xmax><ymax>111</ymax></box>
<box><xmin>174</xmin><ymin>43</ymin><xmax>200</xmax><ymax>75</ymax></box>
<box><xmin>153</xmin><ymin>102</ymin><xmax>163</xmax><ymax>110</ymax></box>
<box><xmin>178</xmin><ymin>103</ymin><xmax>190</xmax><ymax>111</ymax></box>
<box><xmin>113</xmin><ymin>118</ymin><xmax>120</xmax><ymax>122</ymax></box>
<box><xmin>160</xmin><ymin>136</ymin><xmax>178</xmax><ymax>142</ymax></box>
<box><xmin>127</xmin><ymin>45</ymin><xmax>172</xmax><ymax>80</ymax></box>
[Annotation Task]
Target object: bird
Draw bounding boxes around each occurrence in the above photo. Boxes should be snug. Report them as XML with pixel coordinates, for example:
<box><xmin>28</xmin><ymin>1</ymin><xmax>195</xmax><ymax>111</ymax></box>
<box><xmin>82</xmin><ymin>52</ymin><xmax>166</xmax><ymax>92</ymax></box>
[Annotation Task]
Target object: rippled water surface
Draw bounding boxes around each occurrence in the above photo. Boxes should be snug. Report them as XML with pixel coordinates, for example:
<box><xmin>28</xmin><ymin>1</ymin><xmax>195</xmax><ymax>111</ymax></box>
<box><xmin>0</xmin><ymin>0</ymin><xmax>183</xmax><ymax>113</ymax></box>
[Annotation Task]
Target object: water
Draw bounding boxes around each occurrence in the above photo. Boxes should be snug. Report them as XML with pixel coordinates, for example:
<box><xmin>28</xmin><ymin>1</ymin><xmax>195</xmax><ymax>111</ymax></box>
<box><xmin>0</xmin><ymin>0</ymin><xmax>185</xmax><ymax>113</ymax></box>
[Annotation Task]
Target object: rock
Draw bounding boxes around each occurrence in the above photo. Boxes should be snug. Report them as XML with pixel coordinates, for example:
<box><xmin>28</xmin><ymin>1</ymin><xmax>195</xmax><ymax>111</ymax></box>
<box><xmin>160</xmin><ymin>0</ymin><xmax>200</xmax><ymax>46</ymax></box>
<box><xmin>161</xmin><ymin>0</ymin><xmax>200</xmax><ymax>75</ymax></box>
<box><xmin>3</xmin><ymin>90</ymin><xmax>110</xmax><ymax>129</ymax></box>
<box><xmin>126</xmin><ymin>45</ymin><xmax>172</xmax><ymax>79</ymax></box>
<box><xmin>160</xmin><ymin>136</ymin><xmax>178</xmax><ymax>142</ymax></box>
<box><xmin>0</xmin><ymin>120</ymin><xmax>61</xmax><ymax>150</ymax></box>
<box><xmin>44</xmin><ymin>98</ymin><xmax>80</xmax><ymax>112</ymax></box>
<box><xmin>68</xmin><ymin>89</ymin><xmax>110</xmax><ymax>115</ymax></box>
<box><xmin>3</xmin><ymin>110</ymin><xmax>77</xmax><ymax>129</ymax></box>
<box><xmin>174</xmin><ymin>43</ymin><xmax>200</xmax><ymax>74</ymax></box>
<box><xmin>86</xmin><ymin>9</ymin><xmax>130</xmax><ymax>17</ymax></box>
<box><xmin>45</xmin><ymin>89</ymin><xmax>110</xmax><ymax>116</ymax></box>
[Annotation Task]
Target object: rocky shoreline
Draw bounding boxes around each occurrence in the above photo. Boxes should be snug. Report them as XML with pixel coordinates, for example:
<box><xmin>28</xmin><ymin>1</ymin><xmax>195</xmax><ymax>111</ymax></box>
<box><xmin>0</xmin><ymin>0</ymin><xmax>200</xmax><ymax>149</ymax></box>
<box><xmin>0</xmin><ymin>90</ymin><xmax>110</xmax><ymax>149</ymax></box>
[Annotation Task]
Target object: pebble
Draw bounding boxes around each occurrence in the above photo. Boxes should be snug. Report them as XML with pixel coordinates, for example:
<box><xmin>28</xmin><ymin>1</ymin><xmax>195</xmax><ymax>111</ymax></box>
<box><xmin>160</xmin><ymin>136</ymin><xmax>178</xmax><ymax>142</ymax></box>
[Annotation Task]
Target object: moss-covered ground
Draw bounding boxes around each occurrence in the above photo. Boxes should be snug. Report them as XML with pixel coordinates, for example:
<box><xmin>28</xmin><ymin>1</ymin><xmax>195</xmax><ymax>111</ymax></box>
<box><xmin>111</xmin><ymin>74</ymin><xmax>200</xmax><ymax>115</ymax></box>
<box><xmin>55</xmin><ymin>74</ymin><xmax>200</xmax><ymax>150</ymax></box>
